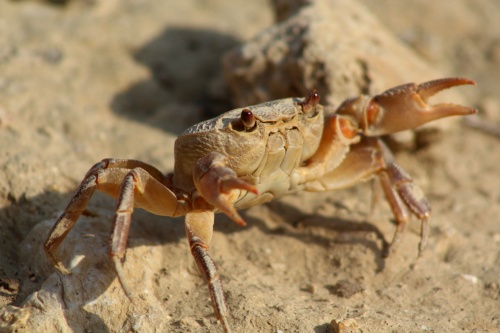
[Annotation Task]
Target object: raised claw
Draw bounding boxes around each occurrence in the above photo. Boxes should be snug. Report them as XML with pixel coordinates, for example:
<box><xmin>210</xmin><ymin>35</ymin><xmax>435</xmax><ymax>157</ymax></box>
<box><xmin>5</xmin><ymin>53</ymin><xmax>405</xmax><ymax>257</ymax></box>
<box><xmin>194</xmin><ymin>152</ymin><xmax>258</xmax><ymax>226</ymax></box>
<box><xmin>337</xmin><ymin>77</ymin><xmax>477</xmax><ymax>136</ymax></box>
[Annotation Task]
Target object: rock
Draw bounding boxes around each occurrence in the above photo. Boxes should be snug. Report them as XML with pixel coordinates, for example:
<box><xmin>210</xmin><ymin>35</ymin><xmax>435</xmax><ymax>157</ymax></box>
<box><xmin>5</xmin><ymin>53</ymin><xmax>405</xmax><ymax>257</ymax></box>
<box><xmin>224</xmin><ymin>0</ymin><xmax>440</xmax><ymax>108</ymax></box>
<box><xmin>0</xmin><ymin>305</ymin><xmax>30</xmax><ymax>332</ymax></box>
<box><xmin>327</xmin><ymin>279</ymin><xmax>364</xmax><ymax>298</ymax></box>
<box><xmin>330</xmin><ymin>317</ymin><xmax>359</xmax><ymax>333</ymax></box>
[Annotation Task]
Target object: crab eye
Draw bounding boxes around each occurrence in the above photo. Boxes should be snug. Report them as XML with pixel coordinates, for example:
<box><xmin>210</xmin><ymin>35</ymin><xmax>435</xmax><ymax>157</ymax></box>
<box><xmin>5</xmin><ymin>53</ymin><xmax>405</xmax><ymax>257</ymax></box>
<box><xmin>299</xmin><ymin>89</ymin><xmax>320</xmax><ymax>114</ymax></box>
<box><xmin>241</xmin><ymin>109</ymin><xmax>256</xmax><ymax>130</ymax></box>
<box><xmin>309</xmin><ymin>89</ymin><xmax>320</xmax><ymax>106</ymax></box>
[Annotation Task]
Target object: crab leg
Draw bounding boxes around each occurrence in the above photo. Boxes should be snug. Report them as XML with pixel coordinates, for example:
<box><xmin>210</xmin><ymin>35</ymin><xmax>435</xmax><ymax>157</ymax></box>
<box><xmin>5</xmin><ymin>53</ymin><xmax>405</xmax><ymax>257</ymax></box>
<box><xmin>301</xmin><ymin>78</ymin><xmax>477</xmax><ymax>182</ymax></box>
<box><xmin>375</xmin><ymin>140</ymin><xmax>431</xmax><ymax>254</ymax></box>
<box><xmin>336</xmin><ymin>77</ymin><xmax>477</xmax><ymax>136</ymax></box>
<box><xmin>44</xmin><ymin>159</ymin><xmax>189</xmax><ymax>293</ymax></box>
<box><xmin>185</xmin><ymin>211</ymin><xmax>232</xmax><ymax>333</ymax></box>
<box><xmin>193</xmin><ymin>152</ymin><xmax>258</xmax><ymax>226</ymax></box>
<box><xmin>302</xmin><ymin>137</ymin><xmax>430</xmax><ymax>255</ymax></box>
<box><xmin>297</xmin><ymin>78</ymin><xmax>476</xmax><ymax>254</ymax></box>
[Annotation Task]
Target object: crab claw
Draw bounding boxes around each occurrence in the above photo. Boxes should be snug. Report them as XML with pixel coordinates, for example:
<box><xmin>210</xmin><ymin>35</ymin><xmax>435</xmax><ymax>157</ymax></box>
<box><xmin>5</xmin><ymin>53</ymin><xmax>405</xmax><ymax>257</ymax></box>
<box><xmin>194</xmin><ymin>152</ymin><xmax>258</xmax><ymax>226</ymax></box>
<box><xmin>337</xmin><ymin>77</ymin><xmax>477</xmax><ymax>136</ymax></box>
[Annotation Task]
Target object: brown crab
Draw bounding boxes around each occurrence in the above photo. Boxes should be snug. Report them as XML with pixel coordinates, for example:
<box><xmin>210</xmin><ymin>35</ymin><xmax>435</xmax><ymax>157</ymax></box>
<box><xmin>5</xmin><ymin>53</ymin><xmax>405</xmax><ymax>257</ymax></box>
<box><xmin>44</xmin><ymin>77</ymin><xmax>476</xmax><ymax>332</ymax></box>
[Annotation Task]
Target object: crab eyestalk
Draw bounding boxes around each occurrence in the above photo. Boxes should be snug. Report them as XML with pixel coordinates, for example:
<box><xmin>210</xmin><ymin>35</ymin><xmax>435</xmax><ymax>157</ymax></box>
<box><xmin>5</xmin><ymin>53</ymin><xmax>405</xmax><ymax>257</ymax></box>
<box><xmin>336</xmin><ymin>77</ymin><xmax>478</xmax><ymax>136</ymax></box>
<box><xmin>299</xmin><ymin>89</ymin><xmax>320</xmax><ymax>114</ymax></box>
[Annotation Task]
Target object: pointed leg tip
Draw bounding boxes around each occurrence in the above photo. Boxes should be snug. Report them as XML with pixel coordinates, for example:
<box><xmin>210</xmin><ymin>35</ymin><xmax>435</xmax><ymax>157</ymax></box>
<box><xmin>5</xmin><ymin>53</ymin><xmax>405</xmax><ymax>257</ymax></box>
<box><xmin>233</xmin><ymin>214</ymin><xmax>247</xmax><ymax>227</ymax></box>
<box><xmin>434</xmin><ymin>104</ymin><xmax>479</xmax><ymax>117</ymax></box>
<box><xmin>220</xmin><ymin>316</ymin><xmax>232</xmax><ymax>333</ymax></box>
<box><xmin>417</xmin><ymin>243</ymin><xmax>427</xmax><ymax>258</ymax></box>
<box><xmin>53</xmin><ymin>261</ymin><xmax>72</xmax><ymax>275</ymax></box>
<box><xmin>233</xmin><ymin>180</ymin><xmax>258</xmax><ymax>195</ymax></box>
<box><xmin>235</xmin><ymin>219</ymin><xmax>246</xmax><ymax>227</ymax></box>
<box><xmin>48</xmin><ymin>254</ymin><xmax>72</xmax><ymax>275</ymax></box>
<box><xmin>457</xmin><ymin>77</ymin><xmax>476</xmax><ymax>86</ymax></box>
<box><xmin>469</xmin><ymin>79</ymin><xmax>477</xmax><ymax>86</ymax></box>
<box><xmin>418</xmin><ymin>217</ymin><xmax>430</xmax><ymax>257</ymax></box>
<box><xmin>448</xmin><ymin>77</ymin><xmax>476</xmax><ymax>87</ymax></box>
<box><xmin>418</xmin><ymin>77</ymin><xmax>477</xmax><ymax>99</ymax></box>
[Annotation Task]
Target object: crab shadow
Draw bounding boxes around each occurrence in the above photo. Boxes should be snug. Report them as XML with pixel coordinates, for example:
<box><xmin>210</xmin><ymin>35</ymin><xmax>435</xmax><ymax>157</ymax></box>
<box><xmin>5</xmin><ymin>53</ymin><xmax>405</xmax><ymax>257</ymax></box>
<box><xmin>115</xmin><ymin>195</ymin><xmax>390</xmax><ymax>274</ymax></box>
<box><xmin>110</xmin><ymin>26</ymin><xmax>240</xmax><ymax>135</ymax></box>
<box><xmin>218</xmin><ymin>198</ymin><xmax>390</xmax><ymax>272</ymax></box>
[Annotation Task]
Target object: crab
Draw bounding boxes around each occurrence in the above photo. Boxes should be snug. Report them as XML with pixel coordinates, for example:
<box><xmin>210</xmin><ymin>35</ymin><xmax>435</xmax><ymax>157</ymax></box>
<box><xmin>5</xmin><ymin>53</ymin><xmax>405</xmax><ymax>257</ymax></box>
<box><xmin>44</xmin><ymin>77</ymin><xmax>476</xmax><ymax>332</ymax></box>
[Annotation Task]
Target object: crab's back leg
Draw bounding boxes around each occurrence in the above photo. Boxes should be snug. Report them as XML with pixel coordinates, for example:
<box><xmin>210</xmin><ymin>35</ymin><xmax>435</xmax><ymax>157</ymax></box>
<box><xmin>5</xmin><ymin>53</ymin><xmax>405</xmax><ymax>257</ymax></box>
<box><xmin>185</xmin><ymin>210</ymin><xmax>231</xmax><ymax>333</ymax></box>
<box><xmin>44</xmin><ymin>159</ymin><xmax>189</xmax><ymax>278</ymax></box>
<box><xmin>302</xmin><ymin>137</ymin><xmax>429</xmax><ymax>255</ymax></box>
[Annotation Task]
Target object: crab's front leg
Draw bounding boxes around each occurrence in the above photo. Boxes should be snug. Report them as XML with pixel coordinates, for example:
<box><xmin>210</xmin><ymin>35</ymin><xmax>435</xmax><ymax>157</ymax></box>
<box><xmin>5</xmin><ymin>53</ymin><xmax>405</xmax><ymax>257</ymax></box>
<box><xmin>300</xmin><ymin>78</ymin><xmax>476</xmax><ymax>255</ymax></box>
<box><xmin>188</xmin><ymin>152</ymin><xmax>257</xmax><ymax>332</ymax></box>
<box><xmin>194</xmin><ymin>152</ymin><xmax>258</xmax><ymax>226</ymax></box>
<box><xmin>304</xmin><ymin>136</ymin><xmax>430</xmax><ymax>255</ymax></box>
<box><xmin>336</xmin><ymin>77</ymin><xmax>477</xmax><ymax>136</ymax></box>
<box><xmin>185</xmin><ymin>211</ymin><xmax>232</xmax><ymax>332</ymax></box>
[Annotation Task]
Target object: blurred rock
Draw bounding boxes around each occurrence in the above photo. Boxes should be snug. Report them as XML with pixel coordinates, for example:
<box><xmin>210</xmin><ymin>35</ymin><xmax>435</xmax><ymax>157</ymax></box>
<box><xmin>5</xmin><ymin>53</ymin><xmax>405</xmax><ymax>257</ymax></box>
<box><xmin>330</xmin><ymin>317</ymin><xmax>360</xmax><ymax>333</ymax></box>
<box><xmin>327</xmin><ymin>279</ymin><xmax>364</xmax><ymax>298</ymax></box>
<box><xmin>223</xmin><ymin>0</ymin><xmax>440</xmax><ymax>108</ymax></box>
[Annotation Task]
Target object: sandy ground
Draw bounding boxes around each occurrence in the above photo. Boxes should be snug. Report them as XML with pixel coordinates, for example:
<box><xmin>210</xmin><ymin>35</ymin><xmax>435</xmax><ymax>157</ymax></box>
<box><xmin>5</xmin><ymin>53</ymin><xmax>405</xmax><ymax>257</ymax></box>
<box><xmin>0</xmin><ymin>0</ymin><xmax>499</xmax><ymax>332</ymax></box>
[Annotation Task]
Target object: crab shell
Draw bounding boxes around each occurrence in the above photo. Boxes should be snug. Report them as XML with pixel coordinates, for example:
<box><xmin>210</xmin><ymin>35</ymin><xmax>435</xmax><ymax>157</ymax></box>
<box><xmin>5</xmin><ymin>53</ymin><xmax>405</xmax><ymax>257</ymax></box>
<box><xmin>173</xmin><ymin>97</ymin><xmax>325</xmax><ymax>208</ymax></box>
